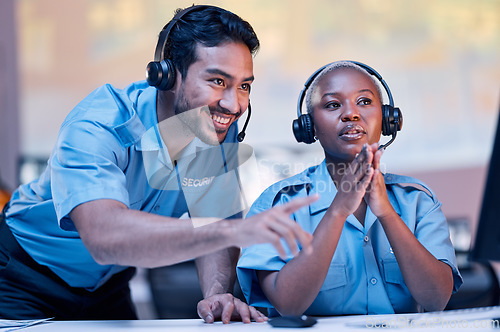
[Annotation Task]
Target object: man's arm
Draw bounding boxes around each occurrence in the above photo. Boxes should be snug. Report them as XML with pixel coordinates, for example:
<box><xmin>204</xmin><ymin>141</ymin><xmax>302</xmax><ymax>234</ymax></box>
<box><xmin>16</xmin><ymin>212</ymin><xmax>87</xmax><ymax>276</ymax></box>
<box><xmin>71</xmin><ymin>199</ymin><xmax>237</xmax><ymax>267</ymax></box>
<box><xmin>196</xmin><ymin>248</ymin><xmax>239</xmax><ymax>298</ymax></box>
<box><xmin>70</xmin><ymin>195</ymin><xmax>317</xmax><ymax>269</ymax></box>
<box><xmin>195</xmin><ymin>248</ymin><xmax>266</xmax><ymax>324</ymax></box>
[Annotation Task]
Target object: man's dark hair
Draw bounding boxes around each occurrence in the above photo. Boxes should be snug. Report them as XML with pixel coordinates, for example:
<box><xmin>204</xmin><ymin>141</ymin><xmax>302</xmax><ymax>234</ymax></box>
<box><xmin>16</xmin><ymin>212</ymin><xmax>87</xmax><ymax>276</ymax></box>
<box><xmin>163</xmin><ymin>5</ymin><xmax>260</xmax><ymax>79</ymax></box>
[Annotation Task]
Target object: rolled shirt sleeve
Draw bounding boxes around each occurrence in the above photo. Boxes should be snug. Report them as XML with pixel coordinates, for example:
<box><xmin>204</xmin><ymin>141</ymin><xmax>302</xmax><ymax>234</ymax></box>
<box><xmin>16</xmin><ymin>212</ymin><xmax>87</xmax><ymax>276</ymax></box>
<box><xmin>51</xmin><ymin>119</ymin><xmax>131</xmax><ymax>231</ymax></box>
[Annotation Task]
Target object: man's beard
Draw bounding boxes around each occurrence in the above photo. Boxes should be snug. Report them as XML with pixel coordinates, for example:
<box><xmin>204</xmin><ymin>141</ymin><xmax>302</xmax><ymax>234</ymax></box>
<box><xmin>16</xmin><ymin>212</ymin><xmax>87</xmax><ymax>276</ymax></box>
<box><xmin>173</xmin><ymin>88</ymin><xmax>241</xmax><ymax>145</ymax></box>
<box><xmin>173</xmin><ymin>89</ymin><xmax>219</xmax><ymax>145</ymax></box>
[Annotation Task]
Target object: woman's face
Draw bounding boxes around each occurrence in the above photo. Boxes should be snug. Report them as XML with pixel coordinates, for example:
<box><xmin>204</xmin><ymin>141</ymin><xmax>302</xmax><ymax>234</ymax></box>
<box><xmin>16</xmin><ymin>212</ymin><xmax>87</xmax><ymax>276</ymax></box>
<box><xmin>311</xmin><ymin>67</ymin><xmax>383</xmax><ymax>163</ymax></box>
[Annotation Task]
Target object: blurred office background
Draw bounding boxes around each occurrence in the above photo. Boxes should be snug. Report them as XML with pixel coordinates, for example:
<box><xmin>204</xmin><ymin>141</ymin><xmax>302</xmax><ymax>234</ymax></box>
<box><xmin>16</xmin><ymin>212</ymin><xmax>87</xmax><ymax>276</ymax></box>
<box><xmin>1</xmin><ymin>0</ymin><xmax>500</xmax><ymax>319</ymax></box>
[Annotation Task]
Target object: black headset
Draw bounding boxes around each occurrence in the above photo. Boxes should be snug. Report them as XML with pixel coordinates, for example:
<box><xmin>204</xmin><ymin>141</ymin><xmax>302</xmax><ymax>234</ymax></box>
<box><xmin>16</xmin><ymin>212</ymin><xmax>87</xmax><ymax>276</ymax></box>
<box><xmin>292</xmin><ymin>61</ymin><xmax>402</xmax><ymax>150</ymax></box>
<box><xmin>145</xmin><ymin>5</ymin><xmax>251</xmax><ymax>142</ymax></box>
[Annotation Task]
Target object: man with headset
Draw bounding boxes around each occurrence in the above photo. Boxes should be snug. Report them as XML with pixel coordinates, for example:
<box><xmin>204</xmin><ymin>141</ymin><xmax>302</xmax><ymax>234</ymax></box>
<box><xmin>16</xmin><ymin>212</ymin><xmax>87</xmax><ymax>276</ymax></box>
<box><xmin>0</xmin><ymin>5</ymin><xmax>315</xmax><ymax>322</ymax></box>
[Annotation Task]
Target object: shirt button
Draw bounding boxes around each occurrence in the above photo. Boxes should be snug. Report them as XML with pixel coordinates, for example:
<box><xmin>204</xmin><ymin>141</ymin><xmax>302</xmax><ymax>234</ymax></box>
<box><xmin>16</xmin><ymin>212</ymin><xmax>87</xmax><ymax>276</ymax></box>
<box><xmin>364</xmin><ymin>236</ymin><xmax>369</xmax><ymax>242</ymax></box>
<box><xmin>154</xmin><ymin>206</ymin><xmax>160</xmax><ymax>211</ymax></box>
<box><xmin>370</xmin><ymin>278</ymin><xmax>377</xmax><ymax>285</ymax></box>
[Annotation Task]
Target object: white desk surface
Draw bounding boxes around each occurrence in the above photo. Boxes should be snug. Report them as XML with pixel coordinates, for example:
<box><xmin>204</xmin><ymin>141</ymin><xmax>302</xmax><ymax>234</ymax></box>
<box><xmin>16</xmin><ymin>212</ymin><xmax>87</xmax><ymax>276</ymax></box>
<box><xmin>16</xmin><ymin>306</ymin><xmax>500</xmax><ymax>332</ymax></box>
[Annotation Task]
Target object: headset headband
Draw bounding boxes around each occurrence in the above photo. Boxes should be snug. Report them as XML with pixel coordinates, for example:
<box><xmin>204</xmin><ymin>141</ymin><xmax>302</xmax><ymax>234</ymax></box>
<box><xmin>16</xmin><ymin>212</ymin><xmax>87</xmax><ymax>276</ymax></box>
<box><xmin>297</xmin><ymin>61</ymin><xmax>394</xmax><ymax>118</ymax></box>
<box><xmin>293</xmin><ymin>60</ymin><xmax>402</xmax><ymax>149</ymax></box>
<box><xmin>154</xmin><ymin>5</ymin><xmax>211</xmax><ymax>63</ymax></box>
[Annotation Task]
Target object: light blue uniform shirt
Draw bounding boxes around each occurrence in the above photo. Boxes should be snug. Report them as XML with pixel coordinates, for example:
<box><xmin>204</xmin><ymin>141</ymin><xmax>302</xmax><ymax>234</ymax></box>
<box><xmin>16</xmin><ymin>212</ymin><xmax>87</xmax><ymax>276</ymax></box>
<box><xmin>5</xmin><ymin>80</ymin><xmax>240</xmax><ymax>290</ymax></box>
<box><xmin>237</xmin><ymin>160</ymin><xmax>462</xmax><ymax>316</ymax></box>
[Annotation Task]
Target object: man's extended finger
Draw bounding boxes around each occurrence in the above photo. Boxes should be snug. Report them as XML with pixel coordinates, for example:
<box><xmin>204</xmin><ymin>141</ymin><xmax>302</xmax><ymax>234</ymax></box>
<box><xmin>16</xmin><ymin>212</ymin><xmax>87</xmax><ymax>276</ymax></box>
<box><xmin>267</xmin><ymin>215</ymin><xmax>301</xmax><ymax>256</ymax></box>
<box><xmin>267</xmin><ymin>232</ymin><xmax>288</xmax><ymax>259</ymax></box>
<box><xmin>197</xmin><ymin>301</ymin><xmax>215</xmax><ymax>324</ymax></box>
<box><xmin>281</xmin><ymin>194</ymin><xmax>319</xmax><ymax>214</ymax></box>
<box><xmin>275</xmin><ymin>210</ymin><xmax>315</xmax><ymax>255</ymax></box>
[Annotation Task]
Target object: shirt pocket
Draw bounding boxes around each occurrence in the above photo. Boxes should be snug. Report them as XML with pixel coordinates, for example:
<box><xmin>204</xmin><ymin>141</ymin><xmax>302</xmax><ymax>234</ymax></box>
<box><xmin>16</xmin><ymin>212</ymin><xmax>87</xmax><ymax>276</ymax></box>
<box><xmin>308</xmin><ymin>263</ymin><xmax>348</xmax><ymax>315</ymax></box>
<box><xmin>382</xmin><ymin>259</ymin><xmax>404</xmax><ymax>285</ymax></box>
<box><xmin>321</xmin><ymin>263</ymin><xmax>348</xmax><ymax>290</ymax></box>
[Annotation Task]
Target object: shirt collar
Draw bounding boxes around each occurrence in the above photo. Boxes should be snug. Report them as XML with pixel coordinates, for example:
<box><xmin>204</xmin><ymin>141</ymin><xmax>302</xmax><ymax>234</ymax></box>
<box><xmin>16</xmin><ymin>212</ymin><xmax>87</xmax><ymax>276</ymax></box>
<box><xmin>112</xmin><ymin>82</ymin><xmax>156</xmax><ymax>148</ymax></box>
<box><xmin>137</xmin><ymin>118</ymin><xmax>225</xmax><ymax>171</ymax></box>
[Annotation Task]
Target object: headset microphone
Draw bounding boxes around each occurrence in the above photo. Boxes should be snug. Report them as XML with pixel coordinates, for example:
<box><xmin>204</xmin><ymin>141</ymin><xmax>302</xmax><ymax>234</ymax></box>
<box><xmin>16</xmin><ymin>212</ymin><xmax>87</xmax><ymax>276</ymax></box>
<box><xmin>237</xmin><ymin>102</ymin><xmax>251</xmax><ymax>142</ymax></box>
<box><xmin>378</xmin><ymin>114</ymin><xmax>401</xmax><ymax>150</ymax></box>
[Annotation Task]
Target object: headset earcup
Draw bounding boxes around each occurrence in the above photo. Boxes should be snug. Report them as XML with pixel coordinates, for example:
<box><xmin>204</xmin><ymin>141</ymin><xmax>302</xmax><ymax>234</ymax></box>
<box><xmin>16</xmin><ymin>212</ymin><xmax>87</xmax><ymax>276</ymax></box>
<box><xmin>381</xmin><ymin>104</ymin><xmax>394</xmax><ymax>136</ymax></box>
<box><xmin>146</xmin><ymin>59</ymin><xmax>176</xmax><ymax>91</ymax></box>
<box><xmin>394</xmin><ymin>107</ymin><xmax>403</xmax><ymax>132</ymax></box>
<box><xmin>158</xmin><ymin>59</ymin><xmax>176</xmax><ymax>90</ymax></box>
<box><xmin>382</xmin><ymin>105</ymin><xmax>403</xmax><ymax>136</ymax></box>
<box><xmin>293</xmin><ymin>114</ymin><xmax>315</xmax><ymax>144</ymax></box>
<box><xmin>302</xmin><ymin>114</ymin><xmax>315</xmax><ymax>144</ymax></box>
<box><xmin>146</xmin><ymin>61</ymin><xmax>162</xmax><ymax>87</ymax></box>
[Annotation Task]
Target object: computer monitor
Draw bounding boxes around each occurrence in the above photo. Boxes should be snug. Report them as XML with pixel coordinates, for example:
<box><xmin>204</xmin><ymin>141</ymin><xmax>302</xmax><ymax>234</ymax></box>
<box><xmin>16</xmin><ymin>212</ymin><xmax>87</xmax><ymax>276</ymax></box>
<box><xmin>470</xmin><ymin>104</ymin><xmax>500</xmax><ymax>262</ymax></box>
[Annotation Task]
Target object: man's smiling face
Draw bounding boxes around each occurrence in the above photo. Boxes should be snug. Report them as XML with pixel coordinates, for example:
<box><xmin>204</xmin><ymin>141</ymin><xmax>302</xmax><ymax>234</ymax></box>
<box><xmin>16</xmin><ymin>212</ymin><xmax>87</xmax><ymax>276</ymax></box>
<box><xmin>172</xmin><ymin>42</ymin><xmax>254</xmax><ymax>145</ymax></box>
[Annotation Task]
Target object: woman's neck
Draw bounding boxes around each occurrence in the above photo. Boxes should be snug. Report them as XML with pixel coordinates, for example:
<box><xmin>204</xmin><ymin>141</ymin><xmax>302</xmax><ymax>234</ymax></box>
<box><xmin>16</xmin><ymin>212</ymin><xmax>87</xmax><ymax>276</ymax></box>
<box><xmin>325</xmin><ymin>156</ymin><xmax>353</xmax><ymax>187</ymax></box>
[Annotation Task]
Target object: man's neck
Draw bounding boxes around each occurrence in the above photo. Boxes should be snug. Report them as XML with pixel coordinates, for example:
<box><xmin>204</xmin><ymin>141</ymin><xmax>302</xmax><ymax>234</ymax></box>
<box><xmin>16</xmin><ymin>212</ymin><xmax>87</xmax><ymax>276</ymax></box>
<box><xmin>156</xmin><ymin>91</ymin><xmax>194</xmax><ymax>162</ymax></box>
<box><xmin>156</xmin><ymin>89</ymin><xmax>175</xmax><ymax>123</ymax></box>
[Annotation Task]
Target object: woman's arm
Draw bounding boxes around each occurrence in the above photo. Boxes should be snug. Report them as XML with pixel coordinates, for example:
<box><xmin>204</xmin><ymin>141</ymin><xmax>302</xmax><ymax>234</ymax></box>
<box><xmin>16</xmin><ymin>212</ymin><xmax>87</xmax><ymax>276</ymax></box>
<box><xmin>257</xmin><ymin>147</ymin><xmax>376</xmax><ymax>316</ymax></box>
<box><xmin>378</xmin><ymin>209</ymin><xmax>453</xmax><ymax>311</ymax></box>
<box><xmin>365</xmin><ymin>147</ymin><xmax>453</xmax><ymax>311</ymax></box>
<box><xmin>257</xmin><ymin>206</ymin><xmax>346</xmax><ymax>315</ymax></box>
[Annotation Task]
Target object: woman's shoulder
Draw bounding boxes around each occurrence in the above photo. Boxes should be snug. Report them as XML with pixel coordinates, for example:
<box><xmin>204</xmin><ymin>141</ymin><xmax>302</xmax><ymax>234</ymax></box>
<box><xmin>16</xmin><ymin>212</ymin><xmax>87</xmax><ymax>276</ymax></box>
<box><xmin>384</xmin><ymin>173</ymin><xmax>438</xmax><ymax>204</ymax></box>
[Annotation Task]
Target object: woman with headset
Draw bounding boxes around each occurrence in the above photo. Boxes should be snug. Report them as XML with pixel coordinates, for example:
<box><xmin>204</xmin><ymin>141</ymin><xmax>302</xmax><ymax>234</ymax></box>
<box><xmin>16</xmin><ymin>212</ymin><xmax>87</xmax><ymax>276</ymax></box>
<box><xmin>237</xmin><ymin>61</ymin><xmax>462</xmax><ymax>317</ymax></box>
